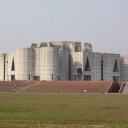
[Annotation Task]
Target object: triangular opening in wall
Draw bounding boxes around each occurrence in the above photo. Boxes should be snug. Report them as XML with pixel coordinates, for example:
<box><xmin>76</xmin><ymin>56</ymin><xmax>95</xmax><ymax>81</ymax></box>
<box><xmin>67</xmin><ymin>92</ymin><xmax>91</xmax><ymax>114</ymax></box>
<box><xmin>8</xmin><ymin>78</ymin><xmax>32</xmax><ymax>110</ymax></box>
<box><xmin>113</xmin><ymin>59</ymin><xmax>119</xmax><ymax>72</ymax></box>
<box><xmin>11</xmin><ymin>58</ymin><xmax>15</xmax><ymax>71</ymax></box>
<box><xmin>85</xmin><ymin>57</ymin><xmax>91</xmax><ymax>71</ymax></box>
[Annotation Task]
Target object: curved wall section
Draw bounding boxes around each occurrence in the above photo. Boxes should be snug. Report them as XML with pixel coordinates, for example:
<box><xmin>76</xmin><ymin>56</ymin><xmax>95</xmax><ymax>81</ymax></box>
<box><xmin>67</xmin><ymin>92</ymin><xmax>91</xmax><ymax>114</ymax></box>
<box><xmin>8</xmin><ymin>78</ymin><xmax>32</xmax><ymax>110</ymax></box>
<box><xmin>40</xmin><ymin>47</ymin><xmax>59</xmax><ymax>80</ymax></box>
<box><xmin>15</xmin><ymin>48</ymin><xmax>33</xmax><ymax>80</ymax></box>
<box><xmin>33</xmin><ymin>48</ymin><xmax>40</xmax><ymax>79</ymax></box>
<box><xmin>0</xmin><ymin>54</ymin><xmax>5</xmax><ymax>80</ymax></box>
<box><xmin>120</xmin><ymin>56</ymin><xmax>128</xmax><ymax>81</ymax></box>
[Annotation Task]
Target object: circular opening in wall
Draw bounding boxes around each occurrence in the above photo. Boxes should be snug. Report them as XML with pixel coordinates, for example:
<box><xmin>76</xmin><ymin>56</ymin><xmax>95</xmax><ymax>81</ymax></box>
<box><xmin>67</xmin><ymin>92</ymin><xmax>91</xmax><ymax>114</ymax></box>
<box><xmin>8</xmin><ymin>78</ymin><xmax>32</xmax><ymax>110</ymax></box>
<box><xmin>77</xmin><ymin>68</ymin><xmax>82</xmax><ymax>74</ymax></box>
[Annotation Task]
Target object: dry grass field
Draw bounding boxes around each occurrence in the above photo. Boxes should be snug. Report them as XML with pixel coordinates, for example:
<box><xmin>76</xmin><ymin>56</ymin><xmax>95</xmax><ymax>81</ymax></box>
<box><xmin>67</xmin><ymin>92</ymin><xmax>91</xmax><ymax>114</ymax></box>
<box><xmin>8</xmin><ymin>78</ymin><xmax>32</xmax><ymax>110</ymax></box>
<box><xmin>0</xmin><ymin>93</ymin><xmax>128</xmax><ymax>128</ymax></box>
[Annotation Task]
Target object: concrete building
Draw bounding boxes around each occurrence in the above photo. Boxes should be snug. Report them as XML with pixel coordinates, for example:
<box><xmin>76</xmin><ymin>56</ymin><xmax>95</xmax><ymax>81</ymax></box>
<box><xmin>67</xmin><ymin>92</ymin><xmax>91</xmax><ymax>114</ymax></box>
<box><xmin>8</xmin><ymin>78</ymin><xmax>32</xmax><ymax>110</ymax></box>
<box><xmin>0</xmin><ymin>41</ymin><xmax>127</xmax><ymax>81</ymax></box>
<box><xmin>120</xmin><ymin>56</ymin><xmax>128</xmax><ymax>82</ymax></box>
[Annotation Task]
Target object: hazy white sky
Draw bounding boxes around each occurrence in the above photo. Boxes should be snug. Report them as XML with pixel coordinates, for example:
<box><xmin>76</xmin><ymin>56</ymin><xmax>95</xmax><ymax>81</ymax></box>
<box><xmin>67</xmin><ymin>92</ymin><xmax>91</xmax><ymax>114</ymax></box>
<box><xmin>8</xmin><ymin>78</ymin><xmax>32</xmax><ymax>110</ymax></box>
<box><xmin>0</xmin><ymin>0</ymin><xmax>128</xmax><ymax>54</ymax></box>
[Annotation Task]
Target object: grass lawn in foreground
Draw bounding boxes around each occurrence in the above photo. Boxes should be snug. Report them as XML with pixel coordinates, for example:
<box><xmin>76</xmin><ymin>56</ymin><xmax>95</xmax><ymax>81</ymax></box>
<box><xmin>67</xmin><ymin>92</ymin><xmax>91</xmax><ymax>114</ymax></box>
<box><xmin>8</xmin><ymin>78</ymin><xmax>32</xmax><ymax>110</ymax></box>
<box><xmin>0</xmin><ymin>93</ymin><xmax>128</xmax><ymax>128</ymax></box>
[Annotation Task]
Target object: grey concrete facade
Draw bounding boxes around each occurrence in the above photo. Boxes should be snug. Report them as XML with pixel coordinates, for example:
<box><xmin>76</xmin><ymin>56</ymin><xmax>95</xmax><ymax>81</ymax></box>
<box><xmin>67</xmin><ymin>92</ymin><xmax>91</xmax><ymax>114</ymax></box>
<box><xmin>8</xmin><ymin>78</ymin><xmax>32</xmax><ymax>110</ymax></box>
<box><xmin>120</xmin><ymin>56</ymin><xmax>128</xmax><ymax>81</ymax></box>
<box><xmin>0</xmin><ymin>41</ymin><xmax>127</xmax><ymax>81</ymax></box>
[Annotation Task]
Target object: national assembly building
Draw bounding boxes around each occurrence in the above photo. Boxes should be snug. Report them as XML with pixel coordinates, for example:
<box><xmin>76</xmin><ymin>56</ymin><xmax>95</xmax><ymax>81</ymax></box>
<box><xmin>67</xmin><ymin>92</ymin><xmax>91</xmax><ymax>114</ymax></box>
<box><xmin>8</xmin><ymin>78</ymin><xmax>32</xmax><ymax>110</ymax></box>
<box><xmin>0</xmin><ymin>41</ymin><xmax>128</xmax><ymax>82</ymax></box>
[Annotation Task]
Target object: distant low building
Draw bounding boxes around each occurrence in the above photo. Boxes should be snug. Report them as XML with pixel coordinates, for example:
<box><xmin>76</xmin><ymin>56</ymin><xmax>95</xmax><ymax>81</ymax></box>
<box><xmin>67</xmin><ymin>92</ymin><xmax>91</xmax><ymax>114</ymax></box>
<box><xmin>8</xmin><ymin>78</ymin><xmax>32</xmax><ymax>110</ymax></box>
<box><xmin>0</xmin><ymin>41</ymin><xmax>127</xmax><ymax>82</ymax></box>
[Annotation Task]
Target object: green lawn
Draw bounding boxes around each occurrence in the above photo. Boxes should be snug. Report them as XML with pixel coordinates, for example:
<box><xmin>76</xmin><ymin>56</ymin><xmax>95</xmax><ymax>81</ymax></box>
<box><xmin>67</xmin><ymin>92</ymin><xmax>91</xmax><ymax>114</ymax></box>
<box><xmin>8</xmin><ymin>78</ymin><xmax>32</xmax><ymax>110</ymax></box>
<box><xmin>0</xmin><ymin>93</ymin><xmax>128</xmax><ymax>128</ymax></box>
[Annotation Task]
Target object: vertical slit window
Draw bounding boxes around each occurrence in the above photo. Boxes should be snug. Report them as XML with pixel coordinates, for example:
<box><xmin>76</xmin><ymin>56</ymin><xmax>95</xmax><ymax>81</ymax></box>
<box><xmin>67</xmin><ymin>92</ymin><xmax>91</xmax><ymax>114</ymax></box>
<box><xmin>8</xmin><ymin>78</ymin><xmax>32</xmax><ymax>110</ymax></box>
<box><xmin>101</xmin><ymin>57</ymin><xmax>103</xmax><ymax>80</ymax></box>
<box><xmin>11</xmin><ymin>58</ymin><xmax>15</xmax><ymax>71</ymax></box>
